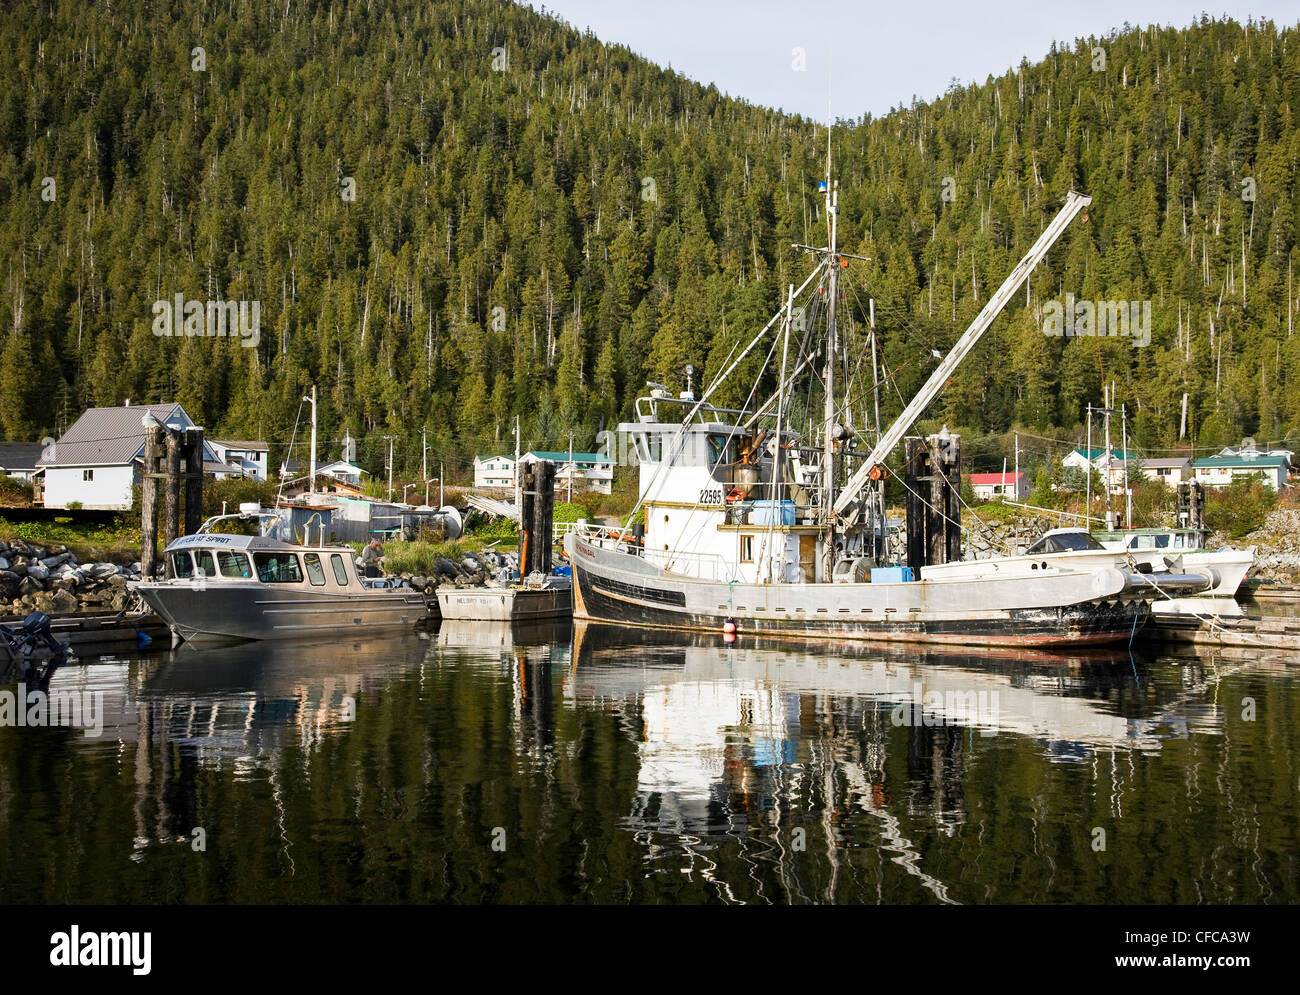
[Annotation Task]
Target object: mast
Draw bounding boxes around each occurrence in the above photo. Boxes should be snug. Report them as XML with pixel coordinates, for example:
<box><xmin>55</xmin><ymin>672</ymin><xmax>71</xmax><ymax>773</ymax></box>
<box><xmin>822</xmin><ymin>151</ymin><xmax>839</xmax><ymax>581</ymax></box>
<box><xmin>836</xmin><ymin>191</ymin><xmax>1092</xmax><ymax>518</ymax></box>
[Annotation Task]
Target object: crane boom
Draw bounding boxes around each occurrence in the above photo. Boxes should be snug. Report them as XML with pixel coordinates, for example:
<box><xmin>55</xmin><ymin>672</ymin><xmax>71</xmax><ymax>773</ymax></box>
<box><xmin>834</xmin><ymin>190</ymin><xmax>1092</xmax><ymax>517</ymax></box>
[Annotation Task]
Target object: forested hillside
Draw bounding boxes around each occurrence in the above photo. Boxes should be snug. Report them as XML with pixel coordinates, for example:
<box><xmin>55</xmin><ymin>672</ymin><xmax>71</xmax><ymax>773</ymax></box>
<box><xmin>1</xmin><ymin>0</ymin><xmax>1297</xmax><ymax>479</ymax></box>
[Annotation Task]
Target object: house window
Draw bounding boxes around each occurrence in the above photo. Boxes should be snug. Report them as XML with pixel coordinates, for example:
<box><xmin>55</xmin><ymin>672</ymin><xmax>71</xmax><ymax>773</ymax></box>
<box><xmin>82</xmin><ymin>469</ymin><xmax>93</xmax><ymax>481</ymax></box>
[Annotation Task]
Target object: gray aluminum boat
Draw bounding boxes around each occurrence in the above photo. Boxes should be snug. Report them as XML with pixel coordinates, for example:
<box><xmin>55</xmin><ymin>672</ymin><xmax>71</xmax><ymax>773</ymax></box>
<box><xmin>135</xmin><ymin>531</ymin><xmax>429</xmax><ymax>644</ymax></box>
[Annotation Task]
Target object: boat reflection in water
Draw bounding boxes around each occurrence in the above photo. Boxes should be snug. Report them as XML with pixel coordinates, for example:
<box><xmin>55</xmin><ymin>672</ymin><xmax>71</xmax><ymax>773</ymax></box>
<box><xmin>11</xmin><ymin>620</ymin><xmax>1290</xmax><ymax>904</ymax></box>
<box><xmin>562</xmin><ymin>623</ymin><xmax>1240</xmax><ymax>901</ymax></box>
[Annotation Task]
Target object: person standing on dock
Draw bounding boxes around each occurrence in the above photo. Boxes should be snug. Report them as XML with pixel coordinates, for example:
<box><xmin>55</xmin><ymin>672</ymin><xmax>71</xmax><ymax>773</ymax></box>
<box><xmin>362</xmin><ymin>538</ymin><xmax>384</xmax><ymax>578</ymax></box>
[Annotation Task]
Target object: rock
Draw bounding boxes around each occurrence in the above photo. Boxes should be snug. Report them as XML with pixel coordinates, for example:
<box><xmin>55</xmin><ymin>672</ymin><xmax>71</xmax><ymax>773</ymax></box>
<box><xmin>8</xmin><ymin>562</ymin><xmax>26</xmax><ymax>578</ymax></box>
<box><xmin>85</xmin><ymin>562</ymin><xmax>119</xmax><ymax>579</ymax></box>
<box><xmin>0</xmin><ymin>557</ymin><xmax>8</xmax><ymax>570</ymax></box>
<box><xmin>27</xmin><ymin>561</ymin><xmax>49</xmax><ymax>582</ymax></box>
<box><xmin>41</xmin><ymin>553</ymin><xmax>72</xmax><ymax>569</ymax></box>
<box><xmin>18</xmin><ymin>576</ymin><xmax>42</xmax><ymax>597</ymax></box>
<box><xmin>48</xmin><ymin>589</ymin><xmax>77</xmax><ymax>614</ymax></box>
<box><xmin>0</xmin><ymin>570</ymin><xmax>20</xmax><ymax>600</ymax></box>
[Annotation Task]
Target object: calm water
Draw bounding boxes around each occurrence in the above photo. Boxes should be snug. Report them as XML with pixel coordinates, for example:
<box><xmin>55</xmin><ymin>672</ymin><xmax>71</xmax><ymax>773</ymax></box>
<box><xmin>2</xmin><ymin>623</ymin><xmax>1297</xmax><ymax>904</ymax></box>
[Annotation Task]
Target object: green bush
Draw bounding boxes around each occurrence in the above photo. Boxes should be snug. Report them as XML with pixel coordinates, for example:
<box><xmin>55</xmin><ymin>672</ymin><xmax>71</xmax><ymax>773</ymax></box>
<box><xmin>382</xmin><ymin>540</ymin><xmax>472</xmax><ymax>575</ymax></box>
<box><xmin>0</xmin><ymin>476</ymin><xmax>34</xmax><ymax>507</ymax></box>
<box><xmin>1205</xmin><ymin>476</ymin><xmax>1277</xmax><ymax>539</ymax></box>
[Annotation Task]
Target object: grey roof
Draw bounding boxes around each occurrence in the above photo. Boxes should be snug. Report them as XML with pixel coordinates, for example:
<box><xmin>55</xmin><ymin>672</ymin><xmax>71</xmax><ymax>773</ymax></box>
<box><xmin>0</xmin><ymin>442</ymin><xmax>44</xmax><ymax>471</ymax></box>
<box><xmin>211</xmin><ymin>439</ymin><xmax>269</xmax><ymax>451</ymax></box>
<box><xmin>1140</xmin><ymin>457</ymin><xmax>1191</xmax><ymax>468</ymax></box>
<box><xmin>37</xmin><ymin>403</ymin><xmax>219</xmax><ymax>468</ymax></box>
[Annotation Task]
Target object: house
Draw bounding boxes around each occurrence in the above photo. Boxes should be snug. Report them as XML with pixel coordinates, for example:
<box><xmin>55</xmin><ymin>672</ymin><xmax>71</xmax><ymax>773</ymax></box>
<box><xmin>474</xmin><ymin>450</ymin><xmax>615</xmax><ymax>494</ymax></box>
<box><xmin>36</xmin><ymin>402</ymin><xmax>229</xmax><ymax>510</ymax></box>
<box><xmin>1062</xmin><ymin>447</ymin><xmax>1139</xmax><ymax>495</ymax></box>
<box><xmin>318</xmin><ymin>460</ymin><xmax>367</xmax><ymax>486</ymax></box>
<box><xmin>967</xmin><ymin>472</ymin><xmax>1027</xmax><ymax>501</ymax></box>
<box><xmin>1193</xmin><ymin>452</ymin><xmax>1289</xmax><ymax>491</ymax></box>
<box><xmin>208</xmin><ymin>439</ymin><xmax>270</xmax><ymax>481</ymax></box>
<box><xmin>521</xmin><ymin>450</ymin><xmax>614</xmax><ymax>495</ymax></box>
<box><xmin>1138</xmin><ymin>457</ymin><xmax>1192</xmax><ymax>487</ymax></box>
<box><xmin>474</xmin><ymin>455</ymin><xmax>516</xmax><ymax>490</ymax></box>
<box><xmin>0</xmin><ymin>442</ymin><xmax>45</xmax><ymax>483</ymax></box>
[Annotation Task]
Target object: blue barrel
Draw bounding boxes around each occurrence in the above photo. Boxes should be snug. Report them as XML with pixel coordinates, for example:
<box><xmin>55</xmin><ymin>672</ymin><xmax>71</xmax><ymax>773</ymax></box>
<box><xmin>750</xmin><ymin>500</ymin><xmax>795</xmax><ymax>526</ymax></box>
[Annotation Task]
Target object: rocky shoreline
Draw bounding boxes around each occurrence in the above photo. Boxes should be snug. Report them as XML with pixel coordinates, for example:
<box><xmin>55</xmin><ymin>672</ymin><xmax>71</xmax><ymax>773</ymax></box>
<box><xmin>1</xmin><ymin>539</ymin><xmax>142</xmax><ymax>617</ymax></box>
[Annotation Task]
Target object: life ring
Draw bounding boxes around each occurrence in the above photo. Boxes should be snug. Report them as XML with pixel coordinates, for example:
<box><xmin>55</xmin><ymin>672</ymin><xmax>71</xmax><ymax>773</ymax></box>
<box><xmin>725</xmin><ymin>488</ymin><xmax>745</xmax><ymax>503</ymax></box>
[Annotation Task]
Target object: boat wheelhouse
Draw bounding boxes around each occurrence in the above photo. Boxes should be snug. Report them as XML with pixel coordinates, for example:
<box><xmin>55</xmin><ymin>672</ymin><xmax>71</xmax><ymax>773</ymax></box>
<box><xmin>135</xmin><ymin>530</ymin><xmax>430</xmax><ymax>644</ymax></box>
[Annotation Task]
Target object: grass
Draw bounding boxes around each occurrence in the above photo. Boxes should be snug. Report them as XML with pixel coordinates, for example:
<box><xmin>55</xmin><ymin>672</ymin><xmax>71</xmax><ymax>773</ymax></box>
<box><xmin>381</xmin><ymin>539</ymin><xmax>478</xmax><ymax>575</ymax></box>
<box><xmin>0</xmin><ymin>514</ymin><xmax>141</xmax><ymax>563</ymax></box>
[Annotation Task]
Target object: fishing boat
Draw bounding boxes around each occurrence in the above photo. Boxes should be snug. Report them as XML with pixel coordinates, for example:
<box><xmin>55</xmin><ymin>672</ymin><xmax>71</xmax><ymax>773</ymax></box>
<box><xmin>134</xmin><ymin>510</ymin><xmax>430</xmax><ymax>644</ymax></box>
<box><xmin>1091</xmin><ymin>526</ymin><xmax>1253</xmax><ymax>597</ymax></box>
<box><xmin>565</xmin><ymin>175</ymin><xmax>1211</xmax><ymax>647</ymax></box>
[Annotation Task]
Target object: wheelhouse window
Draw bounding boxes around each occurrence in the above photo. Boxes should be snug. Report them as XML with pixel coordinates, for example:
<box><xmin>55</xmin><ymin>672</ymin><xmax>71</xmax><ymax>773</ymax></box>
<box><xmin>253</xmin><ymin>552</ymin><xmax>304</xmax><ymax>583</ymax></box>
<box><xmin>1025</xmin><ymin>531</ymin><xmax>1105</xmax><ymax>554</ymax></box>
<box><xmin>740</xmin><ymin>535</ymin><xmax>755</xmax><ymax>563</ymax></box>
<box><xmin>330</xmin><ymin>553</ymin><xmax>350</xmax><ymax>586</ymax></box>
<box><xmin>195</xmin><ymin>550</ymin><xmax>217</xmax><ymax>577</ymax></box>
<box><xmin>216</xmin><ymin>550</ymin><xmax>252</xmax><ymax>578</ymax></box>
<box><xmin>171</xmin><ymin>551</ymin><xmax>193</xmax><ymax>579</ymax></box>
<box><xmin>303</xmin><ymin>552</ymin><xmax>327</xmax><ymax>586</ymax></box>
<box><xmin>707</xmin><ymin>434</ymin><xmax>734</xmax><ymax>470</ymax></box>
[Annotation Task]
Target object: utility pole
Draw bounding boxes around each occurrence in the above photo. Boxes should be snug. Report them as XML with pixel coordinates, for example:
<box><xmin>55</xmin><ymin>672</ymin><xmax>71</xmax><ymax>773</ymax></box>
<box><xmin>384</xmin><ymin>435</ymin><xmax>395</xmax><ymax>501</ymax></box>
<box><xmin>1085</xmin><ymin>404</ymin><xmax>1093</xmax><ymax>524</ymax></box>
<box><xmin>303</xmin><ymin>384</ymin><xmax>317</xmax><ymax>491</ymax></box>
<box><xmin>514</xmin><ymin>415</ymin><xmax>521</xmax><ymax>513</ymax></box>
<box><xmin>440</xmin><ymin>462</ymin><xmax>444</xmax><ymax>508</ymax></box>
<box><xmin>1103</xmin><ymin>384</ymin><xmax>1114</xmax><ymax>529</ymax></box>
<box><xmin>1014</xmin><ymin>432</ymin><xmax>1020</xmax><ymax>499</ymax></box>
<box><xmin>1121</xmin><ymin>403</ymin><xmax>1132</xmax><ymax>529</ymax></box>
<box><xmin>421</xmin><ymin>427</ymin><xmax>428</xmax><ymax>503</ymax></box>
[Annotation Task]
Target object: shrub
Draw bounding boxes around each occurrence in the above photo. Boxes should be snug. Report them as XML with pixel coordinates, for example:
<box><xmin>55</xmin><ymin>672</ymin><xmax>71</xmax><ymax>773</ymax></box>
<box><xmin>1205</xmin><ymin>476</ymin><xmax>1277</xmax><ymax>539</ymax></box>
<box><xmin>0</xmin><ymin>476</ymin><xmax>34</xmax><ymax>507</ymax></box>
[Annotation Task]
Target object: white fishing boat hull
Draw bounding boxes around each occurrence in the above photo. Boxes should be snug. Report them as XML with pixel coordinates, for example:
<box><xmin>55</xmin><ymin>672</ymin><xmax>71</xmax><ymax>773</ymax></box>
<box><xmin>566</xmin><ymin>531</ymin><xmax>1170</xmax><ymax>647</ymax></box>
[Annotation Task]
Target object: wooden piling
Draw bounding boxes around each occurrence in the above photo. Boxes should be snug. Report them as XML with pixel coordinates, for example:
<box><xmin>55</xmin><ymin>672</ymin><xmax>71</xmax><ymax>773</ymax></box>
<box><xmin>140</xmin><ymin>424</ymin><xmax>162</xmax><ymax>579</ymax></box>
<box><xmin>164</xmin><ymin>428</ymin><xmax>181</xmax><ymax>574</ymax></box>
<box><xmin>519</xmin><ymin>461</ymin><xmax>536</xmax><ymax>575</ymax></box>
<box><xmin>530</xmin><ymin>460</ymin><xmax>555</xmax><ymax>575</ymax></box>
<box><xmin>184</xmin><ymin>427</ymin><xmax>204</xmax><ymax>536</ymax></box>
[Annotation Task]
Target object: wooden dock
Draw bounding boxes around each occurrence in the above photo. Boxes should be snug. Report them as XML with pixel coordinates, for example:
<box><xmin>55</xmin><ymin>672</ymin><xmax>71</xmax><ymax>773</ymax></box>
<box><xmin>1144</xmin><ymin>612</ymin><xmax>1300</xmax><ymax>652</ymax></box>
<box><xmin>1</xmin><ymin>610</ymin><xmax>169</xmax><ymax>655</ymax></box>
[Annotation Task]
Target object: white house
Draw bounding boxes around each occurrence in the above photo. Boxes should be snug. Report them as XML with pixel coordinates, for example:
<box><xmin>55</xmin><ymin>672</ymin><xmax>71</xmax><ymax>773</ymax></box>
<box><xmin>0</xmin><ymin>442</ymin><xmax>45</xmax><ymax>483</ymax></box>
<box><xmin>208</xmin><ymin>439</ymin><xmax>269</xmax><ymax>481</ymax></box>
<box><xmin>967</xmin><ymin>472</ymin><xmax>1028</xmax><ymax>501</ymax></box>
<box><xmin>474</xmin><ymin>455</ymin><xmax>517</xmax><ymax>490</ymax></box>
<box><xmin>1062</xmin><ymin>447</ymin><xmax>1138</xmax><ymax>495</ymax></box>
<box><xmin>318</xmin><ymin>459</ymin><xmax>367</xmax><ymax>486</ymax></box>
<box><xmin>37</xmin><ymin>402</ymin><xmax>228</xmax><ymax>510</ymax></box>
<box><xmin>1138</xmin><ymin>457</ymin><xmax>1192</xmax><ymax>487</ymax></box>
<box><xmin>474</xmin><ymin>450</ymin><xmax>614</xmax><ymax>494</ymax></box>
<box><xmin>1193</xmin><ymin>452</ymin><xmax>1289</xmax><ymax>491</ymax></box>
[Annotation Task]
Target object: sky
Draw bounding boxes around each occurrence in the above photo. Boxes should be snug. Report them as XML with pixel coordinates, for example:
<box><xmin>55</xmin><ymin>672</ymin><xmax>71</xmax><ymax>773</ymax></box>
<box><xmin>526</xmin><ymin>1</ymin><xmax>1300</xmax><ymax>120</ymax></box>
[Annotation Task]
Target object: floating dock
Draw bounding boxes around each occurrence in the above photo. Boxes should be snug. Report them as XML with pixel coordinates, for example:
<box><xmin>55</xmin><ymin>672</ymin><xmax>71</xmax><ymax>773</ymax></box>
<box><xmin>0</xmin><ymin>610</ymin><xmax>168</xmax><ymax>654</ymax></box>
<box><xmin>1144</xmin><ymin>612</ymin><xmax>1300</xmax><ymax>652</ymax></box>
<box><xmin>436</xmin><ymin>582</ymin><xmax>572</xmax><ymax>622</ymax></box>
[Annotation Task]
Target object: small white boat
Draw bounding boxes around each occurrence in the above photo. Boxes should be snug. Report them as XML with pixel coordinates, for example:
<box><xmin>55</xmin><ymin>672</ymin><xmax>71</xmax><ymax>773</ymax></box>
<box><xmin>1092</xmin><ymin>527</ymin><xmax>1254</xmax><ymax>597</ymax></box>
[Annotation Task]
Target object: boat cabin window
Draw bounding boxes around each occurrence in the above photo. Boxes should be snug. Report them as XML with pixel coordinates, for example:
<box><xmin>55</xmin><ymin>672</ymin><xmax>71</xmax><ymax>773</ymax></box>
<box><xmin>330</xmin><ymin>554</ymin><xmax>350</xmax><ymax>586</ymax></box>
<box><xmin>253</xmin><ymin>552</ymin><xmax>304</xmax><ymax>583</ymax></box>
<box><xmin>1025</xmin><ymin>532</ymin><xmax>1105</xmax><ymax>553</ymax></box>
<box><xmin>171</xmin><ymin>552</ymin><xmax>193</xmax><ymax>579</ymax></box>
<box><xmin>303</xmin><ymin>552</ymin><xmax>327</xmax><ymax>587</ymax></box>
<box><xmin>633</xmin><ymin>432</ymin><xmax>662</xmax><ymax>464</ymax></box>
<box><xmin>707</xmin><ymin>434</ymin><xmax>734</xmax><ymax>470</ymax></box>
<box><xmin>216</xmin><ymin>550</ymin><xmax>252</xmax><ymax>578</ymax></box>
<box><xmin>1131</xmin><ymin>534</ymin><xmax>1171</xmax><ymax>550</ymax></box>
<box><xmin>195</xmin><ymin>550</ymin><xmax>217</xmax><ymax>578</ymax></box>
